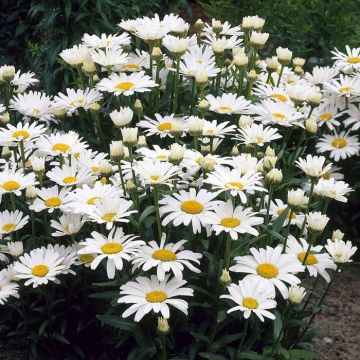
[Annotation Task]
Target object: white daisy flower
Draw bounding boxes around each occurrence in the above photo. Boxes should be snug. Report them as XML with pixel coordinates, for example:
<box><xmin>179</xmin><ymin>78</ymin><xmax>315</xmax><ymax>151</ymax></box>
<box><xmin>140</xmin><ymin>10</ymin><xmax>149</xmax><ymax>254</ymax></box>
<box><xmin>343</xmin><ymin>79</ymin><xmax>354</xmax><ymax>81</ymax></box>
<box><xmin>59</xmin><ymin>45</ymin><xmax>91</xmax><ymax>67</ymax></box>
<box><xmin>316</xmin><ymin>131</ymin><xmax>360</xmax><ymax>161</ymax></box>
<box><xmin>252</xmin><ymin>83</ymin><xmax>290</xmax><ymax>103</ymax></box>
<box><xmin>331</xmin><ymin>45</ymin><xmax>360</xmax><ymax>72</ymax></box>
<box><xmin>159</xmin><ymin>188</ymin><xmax>220</xmax><ymax>234</ymax></box>
<box><xmin>203</xmin><ymin>200</ymin><xmax>263</xmax><ymax>239</ymax></box>
<box><xmin>202</xmin><ymin>120</ymin><xmax>237</xmax><ymax>138</ymax></box>
<box><xmin>12</xmin><ymin>70</ymin><xmax>39</xmax><ymax>93</ymax></box>
<box><xmin>229</xmin><ymin>246</ymin><xmax>304</xmax><ymax>298</ymax></box>
<box><xmin>14</xmin><ymin>247</ymin><xmax>66</xmax><ymax>287</ymax></box>
<box><xmin>313</xmin><ymin>100</ymin><xmax>344</xmax><ymax>130</ymax></box>
<box><xmin>221</xmin><ymin>277</ymin><xmax>276</xmax><ymax>321</ymax></box>
<box><xmin>132</xmin><ymin>234</ymin><xmax>202</xmax><ymax>281</ymax></box>
<box><xmin>53</xmin><ymin>88</ymin><xmax>103</xmax><ymax>114</ymax></box>
<box><xmin>118</xmin><ymin>274</ymin><xmax>193</xmax><ymax>321</ymax></box>
<box><xmin>304</xmin><ymin>66</ymin><xmax>339</xmax><ymax>86</ymax></box>
<box><xmin>135</xmin><ymin>160</ymin><xmax>180</xmax><ymax>188</ymax></box>
<box><xmin>9</xmin><ymin>91</ymin><xmax>53</xmax><ymax>123</ymax></box>
<box><xmin>235</xmin><ymin>123</ymin><xmax>282</xmax><ymax>147</ymax></box>
<box><xmin>203</xmin><ymin>19</ymin><xmax>242</xmax><ymax>37</ymax></box>
<box><xmin>325</xmin><ymin>239</ymin><xmax>357</xmax><ymax>264</ymax></box>
<box><xmin>295</xmin><ymin>155</ymin><xmax>332</xmax><ymax>178</ymax></box>
<box><xmin>79</xmin><ymin>227</ymin><xmax>144</xmax><ymax>279</ymax></box>
<box><xmin>0</xmin><ymin>165</ymin><xmax>36</xmax><ymax>196</ymax></box>
<box><xmin>45</xmin><ymin>244</ymin><xmax>77</xmax><ymax>275</ymax></box>
<box><xmin>344</xmin><ymin>103</ymin><xmax>360</xmax><ymax>131</ymax></box>
<box><xmin>46</xmin><ymin>163</ymin><xmax>94</xmax><ymax>187</ymax></box>
<box><xmin>204</xmin><ymin>166</ymin><xmax>265</xmax><ymax>203</ymax></box>
<box><xmin>0</xmin><ymin>241</ymin><xmax>24</xmax><ymax>258</ymax></box>
<box><xmin>86</xmin><ymin>198</ymin><xmax>136</xmax><ymax>230</ymax></box>
<box><xmin>231</xmin><ymin>153</ymin><xmax>263</xmax><ymax>174</ymax></box>
<box><xmin>29</xmin><ymin>185</ymin><xmax>72</xmax><ymax>213</ymax></box>
<box><xmin>50</xmin><ymin>214</ymin><xmax>85</xmax><ymax>237</ymax></box>
<box><xmin>324</xmin><ymin>74</ymin><xmax>360</xmax><ymax>98</ymax></box>
<box><xmin>82</xmin><ymin>32</ymin><xmax>131</xmax><ymax>48</ymax></box>
<box><xmin>0</xmin><ymin>121</ymin><xmax>45</xmax><ymax>145</ymax></box>
<box><xmin>118</xmin><ymin>50</ymin><xmax>150</xmax><ymax>72</ymax></box>
<box><xmin>90</xmin><ymin>47</ymin><xmax>128</xmax><ymax>70</ymax></box>
<box><xmin>251</xmin><ymin>99</ymin><xmax>304</xmax><ymax>127</ymax></box>
<box><xmin>0</xmin><ymin>210</ymin><xmax>29</xmax><ymax>235</ymax></box>
<box><xmin>0</xmin><ymin>269</ymin><xmax>19</xmax><ymax>305</ymax></box>
<box><xmin>286</xmin><ymin>235</ymin><xmax>336</xmax><ymax>282</ymax></box>
<box><xmin>314</xmin><ymin>178</ymin><xmax>352</xmax><ymax>202</ymax></box>
<box><xmin>162</xmin><ymin>34</ymin><xmax>190</xmax><ymax>54</ymax></box>
<box><xmin>96</xmin><ymin>71</ymin><xmax>157</xmax><ymax>96</ymax></box>
<box><xmin>206</xmin><ymin>93</ymin><xmax>251</xmax><ymax>115</ymax></box>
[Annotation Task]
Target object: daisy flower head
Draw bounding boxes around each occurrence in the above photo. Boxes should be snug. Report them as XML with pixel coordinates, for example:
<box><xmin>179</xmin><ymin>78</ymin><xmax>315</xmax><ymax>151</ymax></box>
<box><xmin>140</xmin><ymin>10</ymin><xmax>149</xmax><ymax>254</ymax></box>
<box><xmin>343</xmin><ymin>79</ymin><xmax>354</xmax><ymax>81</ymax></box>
<box><xmin>50</xmin><ymin>214</ymin><xmax>85</xmax><ymax>237</ymax></box>
<box><xmin>231</xmin><ymin>153</ymin><xmax>263</xmax><ymax>174</ymax></box>
<box><xmin>79</xmin><ymin>227</ymin><xmax>144</xmax><ymax>279</ymax></box>
<box><xmin>286</xmin><ymin>235</ymin><xmax>336</xmax><ymax>282</ymax></box>
<box><xmin>45</xmin><ymin>244</ymin><xmax>77</xmax><ymax>275</ymax></box>
<box><xmin>90</xmin><ymin>47</ymin><xmax>128</xmax><ymax>70</ymax></box>
<box><xmin>12</xmin><ymin>70</ymin><xmax>39</xmax><ymax>93</ymax></box>
<box><xmin>86</xmin><ymin>197</ymin><xmax>136</xmax><ymax>230</ymax></box>
<box><xmin>9</xmin><ymin>91</ymin><xmax>53</xmax><ymax>123</ymax></box>
<box><xmin>229</xmin><ymin>246</ymin><xmax>304</xmax><ymax>298</ymax></box>
<box><xmin>118</xmin><ymin>274</ymin><xmax>193</xmax><ymax>321</ymax></box>
<box><xmin>0</xmin><ymin>165</ymin><xmax>36</xmax><ymax>196</ymax></box>
<box><xmin>135</xmin><ymin>160</ymin><xmax>180</xmax><ymax>188</ymax></box>
<box><xmin>162</xmin><ymin>34</ymin><xmax>190</xmax><ymax>55</ymax></box>
<box><xmin>235</xmin><ymin>123</ymin><xmax>282</xmax><ymax>147</ymax></box>
<box><xmin>0</xmin><ymin>269</ymin><xmax>19</xmax><ymax>305</ymax></box>
<box><xmin>251</xmin><ymin>99</ymin><xmax>304</xmax><ymax>127</ymax></box>
<box><xmin>96</xmin><ymin>71</ymin><xmax>157</xmax><ymax>96</ymax></box>
<box><xmin>204</xmin><ymin>166</ymin><xmax>265</xmax><ymax>203</ymax></box>
<box><xmin>295</xmin><ymin>155</ymin><xmax>332</xmax><ymax>178</ymax></box>
<box><xmin>0</xmin><ymin>122</ymin><xmax>45</xmax><ymax>145</ymax></box>
<box><xmin>202</xmin><ymin>120</ymin><xmax>237</xmax><ymax>138</ymax></box>
<box><xmin>29</xmin><ymin>185</ymin><xmax>72</xmax><ymax>213</ymax></box>
<box><xmin>46</xmin><ymin>163</ymin><xmax>94</xmax><ymax>187</ymax></box>
<box><xmin>14</xmin><ymin>247</ymin><xmax>66</xmax><ymax>287</ymax></box>
<box><xmin>132</xmin><ymin>234</ymin><xmax>202</xmax><ymax>281</ymax></box>
<box><xmin>0</xmin><ymin>210</ymin><xmax>29</xmax><ymax>235</ymax></box>
<box><xmin>118</xmin><ymin>50</ymin><xmax>150</xmax><ymax>73</ymax></box>
<box><xmin>325</xmin><ymin>239</ymin><xmax>357</xmax><ymax>264</ymax></box>
<box><xmin>331</xmin><ymin>45</ymin><xmax>360</xmax><ymax>72</ymax></box>
<box><xmin>314</xmin><ymin>178</ymin><xmax>352</xmax><ymax>203</ymax></box>
<box><xmin>304</xmin><ymin>66</ymin><xmax>339</xmax><ymax>86</ymax></box>
<box><xmin>252</xmin><ymin>83</ymin><xmax>290</xmax><ymax>103</ymax></box>
<box><xmin>203</xmin><ymin>19</ymin><xmax>242</xmax><ymax>37</ymax></box>
<box><xmin>313</xmin><ymin>100</ymin><xmax>344</xmax><ymax>130</ymax></box>
<box><xmin>203</xmin><ymin>200</ymin><xmax>263</xmax><ymax>240</ymax></box>
<box><xmin>59</xmin><ymin>45</ymin><xmax>91</xmax><ymax>67</ymax></box>
<box><xmin>344</xmin><ymin>104</ymin><xmax>360</xmax><ymax>131</ymax></box>
<box><xmin>36</xmin><ymin>131</ymin><xmax>88</xmax><ymax>157</ymax></box>
<box><xmin>221</xmin><ymin>277</ymin><xmax>276</xmax><ymax>321</ymax></box>
<box><xmin>316</xmin><ymin>131</ymin><xmax>360</xmax><ymax>161</ymax></box>
<box><xmin>138</xmin><ymin>113</ymin><xmax>187</xmax><ymax>138</ymax></box>
<box><xmin>53</xmin><ymin>88</ymin><xmax>103</xmax><ymax>115</ymax></box>
<box><xmin>82</xmin><ymin>32</ymin><xmax>131</xmax><ymax>48</ymax></box>
<box><xmin>159</xmin><ymin>188</ymin><xmax>220</xmax><ymax>234</ymax></box>
<box><xmin>324</xmin><ymin>74</ymin><xmax>360</xmax><ymax>98</ymax></box>
<box><xmin>205</xmin><ymin>93</ymin><xmax>251</xmax><ymax>115</ymax></box>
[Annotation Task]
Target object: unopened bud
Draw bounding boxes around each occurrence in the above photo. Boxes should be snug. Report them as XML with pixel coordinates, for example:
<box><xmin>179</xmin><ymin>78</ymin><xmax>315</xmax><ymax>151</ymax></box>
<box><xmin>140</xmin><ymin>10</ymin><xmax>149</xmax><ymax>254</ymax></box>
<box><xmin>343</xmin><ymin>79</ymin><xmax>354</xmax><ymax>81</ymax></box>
<box><xmin>151</xmin><ymin>47</ymin><xmax>163</xmax><ymax>61</ymax></box>
<box><xmin>305</xmin><ymin>117</ymin><xmax>318</xmax><ymax>135</ymax></box>
<box><xmin>230</xmin><ymin>145</ymin><xmax>239</xmax><ymax>156</ymax></box>
<box><xmin>332</xmin><ymin>229</ymin><xmax>345</xmax><ymax>241</ymax></box>
<box><xmin>220</xmin><ymin>269</ymin><xmax>231</xmax><ymax>285</ymax></box>
<box><xmin>99</xmin><ymin>160</ymin><xmax>113</xmax><ymax>176</ymax></box>
<box><xmin>0</xmin><ymin>112</ymin><xmax>10</xmax><ymax>125</ymax></box>
<box><xmin>157</xmin><ymin>317</ymin><xmax>170</xmax><ymax>334</ymax></box>
<box><xmin>125</xmin><ymin>179</ymin><xmax>136</xmax><ymax>193</ymax></box>
<box><xmin>194</xmin><ymin>19</ymin><xmax>205</xmax><ymax>32</ymax></box>
<box><xmin>3</xmin><ymin>66</ymin><xmax>15</xmax><ymax>81</ymax></box>
<box><xmin>25</xmin><ymin>186</ymin><xmax>37</xmax><ymax>202</ymax></box>
<box><xmin>265</xmin><ymin>168</ymin><xmax>283</xmax><ymax>184</ymax></box>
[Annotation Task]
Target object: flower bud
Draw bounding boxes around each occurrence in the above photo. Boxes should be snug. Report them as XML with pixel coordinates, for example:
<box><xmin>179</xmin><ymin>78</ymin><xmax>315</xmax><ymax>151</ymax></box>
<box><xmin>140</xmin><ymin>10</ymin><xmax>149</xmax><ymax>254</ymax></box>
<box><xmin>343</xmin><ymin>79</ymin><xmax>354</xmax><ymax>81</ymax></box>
<box><xmin>151</xmin><ymin>47</ymin><xmax>163</xmax><ymax>61</ymax></box>
<box><xmin>220</xmin><ymin>269</ymin><xmax>231</xmax><ymax>286</ymax></box>
<box><xmin>0</xmin><ymin>112</ymin><xmax>10</xmax><ymax>125</ymax></box>
<box><xmin>30</xmin><ymin>155</ymin><xmax>46</xmax><ymax>174</ymax></box>
<box><xmin>233</xmin><ymin>53</ymin><xmax>248</xmax><ymax>68</ymax></box>
<box><xmin>169</xmin><ymin>143</ymin><xmax>185</xmax><ymax>165</ymax></box>
<box><xmin>82</xmin><ymin>58</ymin><xmax>97</xmax><ymax>76</ymax></box>
<box><xmin>198</xmin><ymin>99</ymin><xmax>210</xmax><ymax>112</ymax></box>
<box><xmin>266</xmin><ymin>56</ymin><xmax>279</xmax><ymax>71</ymax></box>
<box><xmin>201</xmin><ymin>157</ymin><xmax>216</xmax><ymax>172</ymax></box>
<box><xmin>195</xmin><ymin>71</ymin><xmax>208</xmax><ymax>87</ymax></box>
<box><xmin>287</xmin><ymin>189</ymin><xmax>309</xmax><ymax>211</ymax></box>
<box><xmin>121</xmin><ymin>127</ymin><xmax>138</xmax><ymax>147</ymax></box>
<box><xmin>157</xmin><ymin>317</ymin><xmax>170</xmax><ymax>334</ymax></box>
<box><xmin>238</xmin><ymin>115</ymin><xmax>253</xmax><ymax>127</ymax></box>
<box><xmin>249</xmin><ymin>31</ymin><xmax>269</xmax><ymax>48</ymax></box>
<box><xmin>52</xmin><ymin>107</ymin><xmax>67</xmax><ymax>120</ymax></box>
<box><xmin>3</xmin><ymin>65</ymin><xmax>15</xmax><ymax>81</ymax></box>
<box><xmin>110</xmin><ymin>107</ymin><xmax>133</xmax><ymax>128</ymax></box>
<box><xmin>332</xmin><ymin>229</ymin><xmax>345</xmax><ymax>241</ymax></box>
<box><xmin>294</xmin><ymin>66</ymin><xmax>304</xmax><ymax>75</ymax></box>
<box><xmin>136</xmin><ymin>135</ymin><xmax>147</xmax><ymax>148</ymax></box>
<box><xmin>265</xmin><ymin>146</ymin><xmax>275</xmax><ymax>157</ymax></box>
<box><xmin>99</xmin><ymin>160</ymin><xmax>113</xmax><ymax>177</ymax></box>
<box><xmin>194</xmin><ymin>19</ymin><xmax>205</xmax><ymax>32</ymax></box>
<box><xmin>246</xmin><ymin>70</ymin><xmax>258</xmax><ymax>82</ymax></box>
<box><xmin>1</xmin><ymin>146</ymin><xmax>11</xmax><ymax>160</ymax></box>
<box><xmin>305</xmin><ymin>117</ymin><xmax>318</xmax><ymax>135</ymax></box>
<box><xmin>288</xmin><ymin>285</ymin><xmax>306</xmax><ymax>304</ymax></box>
<box><xmin>230</xmin><ymin>145</ymin><xmax>239</xmax><ymax>156</ymax></box>
<box><xmin>110</xmin><ymin>141</ymin><xmax>124</xmax><ymax>161</ymax></box>
<box><xmin>170</xmin><ymin>122</ymin><xmax>183</xmax><ymax>137</ymax></box>
<box><xmin>90</xmin><ymin>102</ymin><xmax>101</xmax><ymax>113</ymax></box>
<box><xmin>265</xmin><ymin>168</ymin><xmax>283</xmax><ymax>184</ymax></box>
<box><xmin>293</xmin><ymin>57</ymin><xmax>306</xmax><ymax>67</ymax></box>
<box><xmin>188</xmin><ymin>116</ymin><xmax>204</xmax><ymax>137</ymax></box>
<box><xmin>25</xmin><ymin>186</ymin><xmax>37</xmax><ymax>202</ymax></box>
<box><xmin>134</xmin><ymin>99</ymin><xmax>143</xmax><ymax>114</ymax></box>
<box><xmin>307</xmin><ymin>211</ymin><xmax>329</xmax><ymax>234</ymax></box>
<box><xmin>7</xmin><ymin>241</ymin><xmax>24</xmax><ymax>258</ymax></box>
<box><xmin>212</xmin><ymin>20</ymin><xmax>223</xmax><ymax>35</ymax></box>
<box><xmin>125</xmin><ymin>179</ymin><xmax>136</xmax><ymax>193</ymax></box>
<box><xmin>263</xmin><ymin>155</ymin><xmax>277</xmax><ymax>170</ymax></box>
<box><xmin>276</xmin><ymin>47</ymin><xmax>293</xmax><ymax>65</ymax></box>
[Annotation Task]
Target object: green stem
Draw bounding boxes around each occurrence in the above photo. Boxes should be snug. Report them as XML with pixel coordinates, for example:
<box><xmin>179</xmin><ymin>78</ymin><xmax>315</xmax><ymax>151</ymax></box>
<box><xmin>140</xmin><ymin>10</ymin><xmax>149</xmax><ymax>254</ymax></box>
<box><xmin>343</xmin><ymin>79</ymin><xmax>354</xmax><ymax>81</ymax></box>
<box><xmin>19</xmin><ymin>140</ymin><xmax>26</xmax><ymax>170</ymax></box>
<box><xmin>276</xmin><ymin>64</ymin><xmax>285</xmax><ymax>87</ymax></box>
<box><xmin>153</xmin><ymin>186</ymin><xmax>162</xmax><ymax>240</ymax></box>
<box><xmin>160</xmin><ymin>333</ymin><xmax>167</xmax><ymax>360</ymax></box>
<box><xmin>9</xmin><ymin>193</ymin><xmax>16</xmax><ymax>211</ymax></box>
<box><xmin>299</xmin><ymin>179</ymin><xmax>316</xmax><ymax>237</ymax></box>
<box><xmin>265</xmin><ymin>186</ymin><xmax>274</xmax><ymax>225</ymax></box>
<box><xmin>237</xmin><ymin>318</ymin><xmax>249</xmax><ymax>360</ymax></box>
<box><xmin>117</xmin><ymin>159</ymin><xmax>126</xmax><ymax>195</ymax></box>
<box><xmin>172</xmin><ymin>56</ymin><xmax>181</xmax><ymax>114</ymax></box>
<box><xmin>223</xmin><ymin>234</ymin><xmax>232</xmax><ymax>269</ymax></box>
<box><xmin>282</xmin><ymin>209</ymin><xmax>294</xmax><ymax>252</ymax></box>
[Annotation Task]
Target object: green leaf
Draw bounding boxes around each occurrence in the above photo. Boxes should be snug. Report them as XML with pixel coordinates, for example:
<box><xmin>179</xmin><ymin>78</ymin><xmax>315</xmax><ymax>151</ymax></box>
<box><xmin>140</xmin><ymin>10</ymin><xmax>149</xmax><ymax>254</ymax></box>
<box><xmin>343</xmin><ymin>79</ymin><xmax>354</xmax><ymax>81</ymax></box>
<box><xmin>238</xmin><ymin>351</ymin><xmax>269</xmax><ymax>360</ymax></box>
<box><xmin>199</xmin><ymin>353</ymin><xmax>227</xmax><ymax>360</ymax></box>
<box><xmin>38</xmin><ymin>320</ymin><xmax>49</xmax><ymax>336</ymax></box>
<box><xmin>96</xmin><ymin>314</ymin><xmax>137</xmax><ymax>331</ymax></box>
<box><xmin>273</xmin><ymin>310</ymin><xmax>282</xmax><ymax>341</ymax></box>
<box><xmin>139</xmin><ymin>205</ymin><xmax>156</xmax><ymax>224</ymax></box>
<box><xmin>288</xmin><ymin>349</ymin><xmax>318</xmax><ymax>359</ymax></box>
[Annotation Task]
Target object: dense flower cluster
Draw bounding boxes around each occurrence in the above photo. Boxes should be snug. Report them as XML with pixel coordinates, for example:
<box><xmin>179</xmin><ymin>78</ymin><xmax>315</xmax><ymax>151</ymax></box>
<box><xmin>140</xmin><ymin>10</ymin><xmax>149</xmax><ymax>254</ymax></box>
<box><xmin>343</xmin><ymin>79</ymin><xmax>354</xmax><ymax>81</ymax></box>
<box><xmin>0</xmin><ymin>13</ymin><xmax>358</xmax><ymax>358</ymax></box>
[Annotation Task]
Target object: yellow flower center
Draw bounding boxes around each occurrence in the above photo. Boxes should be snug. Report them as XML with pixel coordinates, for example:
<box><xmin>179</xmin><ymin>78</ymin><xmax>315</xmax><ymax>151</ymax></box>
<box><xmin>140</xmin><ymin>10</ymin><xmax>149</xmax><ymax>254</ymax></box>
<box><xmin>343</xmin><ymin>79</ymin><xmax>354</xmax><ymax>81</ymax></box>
<box><xmin>69</xmin><ymin>99</ymin><xmax>86</xmax><ymax>107</ymax></box>
<box><xmin>101</xmin><ymin>242</ymin><xmax>123</xmax><ymax>254</ymax></box>
<box><xmin>272</xmin><ymin>112</ymin><xmax>286</xmax><ymax>121</ymax></box>
<box><xmin>220</xmin><ymin>217</ymin><xmax>240</xmax><ymax>228</ymax></box>
<box><xmin>100</xmin><ymin>177</ymin><xmax>107</xmax><ymax>184</ymax></box>
<box><xmin>276</xmin><ymin>208</ymin><xmax>296</xmax><ymax>219</ymax></box>
<box><xmin>242</xmin><ymin>297</ymin><xmax>259</xmax><ymax>309</ymax></box>
<box><xmin>44</xmin><ymin>197</ymin><xmax>62</xmax><ymax>207</ymax></box>
<box><xmin>339</xmin><ymin>86</ymin><xmax>352</xmax><ymax>94</ymax></box>
<box><xmin>146</xmin><ymin>290</ymin><xmax>167</xmax><ymax>303</ymax></box>
<box><xmin>196</xmin><ymin>156</ymin><xmax>203</xmax><ymax>164</ymax></box>
<box><xmin>87</xmin><ymin>196</ymin><xmax>101</xmax><ymax>205</ymax></box>
<box><xmin>255</xmin><ymin>135</ymin><xmax>265</xmax><ymax>144</ymax></box>
<box><xmin>74</xmin><ymin>153</ymin><xmax>80</xmax><ymax>159</ymax></box>
<box><xmin>12</xmin><ymin>130</ymin><xmax>30</xmax><ymax>139</ymax></box>
<box><xmin>152</xmin><ymin>249</ymin><xmax>177</xmax><ymax>261</ymax></box>
<box><xmin>115</xmin><ymin>81</ymin><xmax>134</xmax><ymax>91</ymax></box>
<box><xmin>33</xmin><ymin>108</ymin><xmax>42</xmax><ymax>117</ymax></box>
<box><xmin>156</xmin><ymin>155</ymin><xmax>168</xmax><ymax>160</ymax></box>
<box><xmin>150</xmin><ymin>175</ymin><xmax>160</xmax><ymax>181</ymax></box>
<box><xmin>157</xmin><ymin>122</ymin><xmax>173</xmax><ymax>131</ymax></box>
<box><xmin>101</xmin><ymin>212</ymin><xmax>116</xmax><ymax>222</ymax></box>
<box><xmin>218</xmin><ymin>105</ymin><xmax>233</xmax><ymax>112</ymax></box>
<box><xmin>124</xmin><ymin>64</ymin><xmax>141</xmax><ymax>70</ymax></box>
<box><xmin>322</xmin><ymin>172</ymin><xmax>330</xmax><ymax>180</ymax></box>
<box><xmin>1</xmin><ymin>223</ymin><xmax>16</xmax><ymax>233</ymax></box>
<box><xmin>1</xmin><ymin>180</ymin><xmax>21</xmax><ymax>192</ymax></box>
<box><xmin>319</xmin><ymin>113</ymin><xmax>333</xmax><ymax>121</ymax></box>
<box><xmin>331</xmin><ymin>137</ymin><xmax>347</xmax><ymax>149</ymax></box>
<box><xmin>225</xmin><ymin>181</ymin><xmax>244</xmax><ymax>190</ymax></box>
<box><xmin>91</xmin><ymin>166</ymin><xmax>100</xmax><ymax>173</ymax></box>
<box><xmin>32</xmin><ymin>264</ymin><xmax>49</xmax><ymax>277</ymax></box>
<box><xmin>297</xmin><ymin>252</ymin><xmax>318</xmax><ymax>265</ymax></box>
<box><xmin>52</xmin><ymin>143</ymin><xmax>70</xmax><ymax>153</ymax></box>
<box><xmin>79</xmin><ymin>254</ymin><xmax>94</xmax><ymax>263</ymax></box>
<box><xmin>63</xmin><ymin>176</ymin><xmax>77</xmax><ymax>184</ymax></box>
<box><xmin>347</xmin><ymin>56</ymin><xmax>360</xmax><ymax>64</ymax></box>
<box><xmin>256</xmin><ymin>263</ymin><xmax>279</xmax><ymax>279</ymax></box>
<box><xmin>180</xmin><ymin>200</ymin><xmax>204</xmax><ymax>214</ymax></box>
<box><xmin>271</xmin><ymin>93</ymin><xmax>288</xmax><ymax>102</ymax></box>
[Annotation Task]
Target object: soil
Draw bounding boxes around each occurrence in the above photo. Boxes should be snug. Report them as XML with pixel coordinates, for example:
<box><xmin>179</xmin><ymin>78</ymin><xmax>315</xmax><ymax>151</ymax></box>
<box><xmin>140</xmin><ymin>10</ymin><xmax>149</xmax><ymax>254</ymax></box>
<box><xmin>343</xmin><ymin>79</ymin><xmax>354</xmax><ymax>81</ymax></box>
<box><xmin>0</xmin><ymin>266</ymin><xmax>358</xmax><ymax>359</ymax></box>
<box><xmin>313</xmin><ymin>265</ymin><xmax>360</xmax><ymax>360</ymax></box>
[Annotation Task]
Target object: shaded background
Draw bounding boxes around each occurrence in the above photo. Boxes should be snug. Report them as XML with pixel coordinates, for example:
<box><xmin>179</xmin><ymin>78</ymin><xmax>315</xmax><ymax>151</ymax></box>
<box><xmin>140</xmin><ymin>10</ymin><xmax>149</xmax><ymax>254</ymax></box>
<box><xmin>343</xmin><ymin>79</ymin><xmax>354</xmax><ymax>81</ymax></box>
<box><xmin>1</xmin><ymin>0</ymin><xmax>359</xmax><ymax>239</ymax></box>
